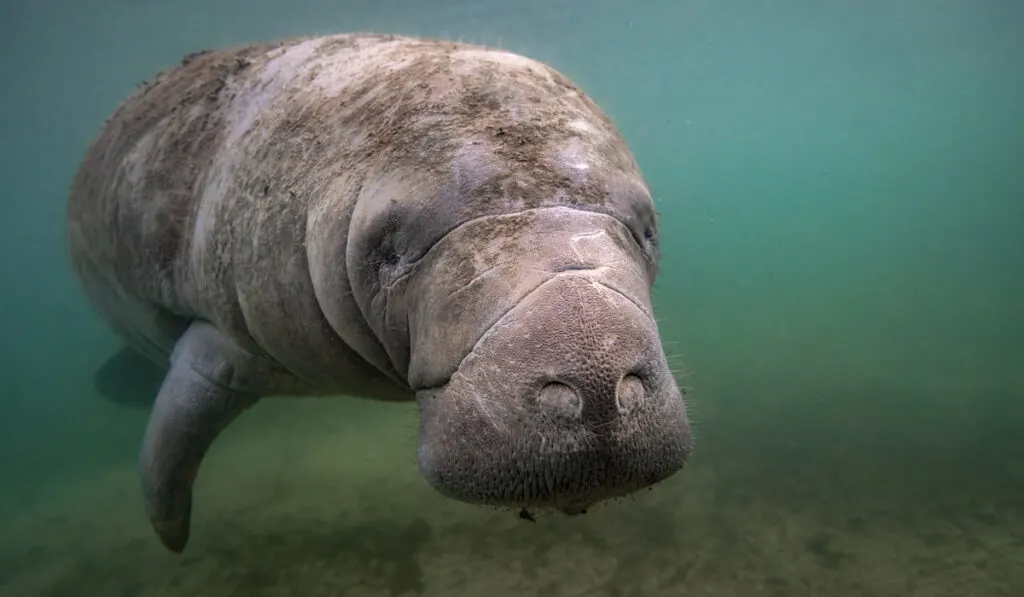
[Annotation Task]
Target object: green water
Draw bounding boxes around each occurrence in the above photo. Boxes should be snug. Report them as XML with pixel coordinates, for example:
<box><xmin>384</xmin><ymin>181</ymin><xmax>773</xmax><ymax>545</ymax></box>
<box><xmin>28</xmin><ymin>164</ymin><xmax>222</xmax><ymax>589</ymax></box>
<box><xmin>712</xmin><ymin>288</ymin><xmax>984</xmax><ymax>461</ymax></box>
<box><xmin>1</xmin><ymin>0</ymin><xmax>1021</xmax><ymax>595</ymax></box>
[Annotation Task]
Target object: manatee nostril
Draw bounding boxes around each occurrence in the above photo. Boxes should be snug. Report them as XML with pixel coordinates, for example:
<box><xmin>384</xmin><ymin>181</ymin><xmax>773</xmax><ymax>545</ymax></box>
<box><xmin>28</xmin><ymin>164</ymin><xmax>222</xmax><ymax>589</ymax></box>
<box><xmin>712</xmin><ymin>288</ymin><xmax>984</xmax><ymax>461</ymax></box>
<box><xmin>537</xmin><ymin>382</ymin><xmax>582</xmax><ymax>421</ymax></box>
<box><xmin>616</xmin><ymin>374</ymin><xmax>646</xmax><ymax>414</ymax></box>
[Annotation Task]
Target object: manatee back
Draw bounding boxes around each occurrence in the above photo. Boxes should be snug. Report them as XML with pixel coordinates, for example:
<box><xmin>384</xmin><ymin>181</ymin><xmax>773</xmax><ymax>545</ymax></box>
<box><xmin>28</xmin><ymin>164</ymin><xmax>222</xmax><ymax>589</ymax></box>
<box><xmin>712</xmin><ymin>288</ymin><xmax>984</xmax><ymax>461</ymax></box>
<box><xmin>65</xmin><ymin>39</ymin><xmax>292</xmax><ymax>325</ymax></box>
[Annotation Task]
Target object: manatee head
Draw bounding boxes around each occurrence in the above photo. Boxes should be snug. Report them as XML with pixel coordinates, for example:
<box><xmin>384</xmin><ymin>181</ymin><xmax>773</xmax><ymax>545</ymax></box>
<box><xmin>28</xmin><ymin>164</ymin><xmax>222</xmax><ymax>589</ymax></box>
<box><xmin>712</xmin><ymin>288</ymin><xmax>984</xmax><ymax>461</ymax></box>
<box><xmin>340</xmin><ymin>46</ymin><xmax>692</xmax><ymax>515</ymax></box>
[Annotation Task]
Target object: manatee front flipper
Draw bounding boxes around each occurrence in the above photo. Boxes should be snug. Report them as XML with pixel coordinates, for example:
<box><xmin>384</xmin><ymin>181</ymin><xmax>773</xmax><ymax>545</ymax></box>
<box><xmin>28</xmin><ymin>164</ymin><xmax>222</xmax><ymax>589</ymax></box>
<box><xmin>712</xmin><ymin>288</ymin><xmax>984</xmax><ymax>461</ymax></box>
<box><xmin>139</xmin><ymin>321</ymin><xmax>261</xmax><ymax>553</ymax></box>
<box><xmin>93</xmin><ymin>346</ymin><xmax>167</xmax><ymax>408</ymax></box>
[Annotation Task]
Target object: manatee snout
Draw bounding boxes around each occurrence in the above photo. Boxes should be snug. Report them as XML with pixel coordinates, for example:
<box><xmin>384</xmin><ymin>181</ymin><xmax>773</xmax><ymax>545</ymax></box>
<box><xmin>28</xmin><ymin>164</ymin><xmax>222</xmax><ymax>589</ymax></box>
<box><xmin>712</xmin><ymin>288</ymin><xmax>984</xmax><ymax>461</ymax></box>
<box><xmin>414</xmin><ymin>219</ymin><xmax>691</xmax><ymax>514</ymax></box>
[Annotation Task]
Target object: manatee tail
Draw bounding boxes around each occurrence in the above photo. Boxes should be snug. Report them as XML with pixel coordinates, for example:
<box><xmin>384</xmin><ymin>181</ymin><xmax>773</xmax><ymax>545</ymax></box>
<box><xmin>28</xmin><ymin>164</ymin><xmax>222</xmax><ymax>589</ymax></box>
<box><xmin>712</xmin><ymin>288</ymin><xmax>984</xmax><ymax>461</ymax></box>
<box><xmin>93</xmin><ymin>346</ymin><xmax>168</xmax><ymax>408</ymax></box>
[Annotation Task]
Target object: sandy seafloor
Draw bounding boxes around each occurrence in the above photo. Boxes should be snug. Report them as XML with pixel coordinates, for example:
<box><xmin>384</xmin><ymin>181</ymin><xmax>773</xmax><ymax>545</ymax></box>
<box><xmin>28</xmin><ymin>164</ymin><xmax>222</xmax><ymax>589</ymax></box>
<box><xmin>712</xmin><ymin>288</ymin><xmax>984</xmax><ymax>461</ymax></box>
<box><xmin>1</xmin><ymin>387</ymin><xmax>1021</xmax><ymax>597</ymax></box>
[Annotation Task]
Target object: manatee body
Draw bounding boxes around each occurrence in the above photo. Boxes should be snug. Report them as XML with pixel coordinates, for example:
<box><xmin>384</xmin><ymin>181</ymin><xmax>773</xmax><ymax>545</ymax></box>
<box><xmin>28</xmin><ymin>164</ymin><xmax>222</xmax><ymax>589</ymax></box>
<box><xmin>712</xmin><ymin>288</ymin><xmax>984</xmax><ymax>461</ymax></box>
<box><xmin>66</xmin><ymin>33</ymin><xmax>692</xmax><ymax>553</ymax></box>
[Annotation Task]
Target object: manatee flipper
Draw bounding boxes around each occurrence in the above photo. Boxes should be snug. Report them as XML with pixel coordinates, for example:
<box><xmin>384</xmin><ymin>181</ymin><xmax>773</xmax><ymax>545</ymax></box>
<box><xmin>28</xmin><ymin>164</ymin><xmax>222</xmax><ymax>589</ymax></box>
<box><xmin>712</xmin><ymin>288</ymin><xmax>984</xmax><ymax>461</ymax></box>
<box><xmin>93</xmin><ymin>346</ymin><xmax>167</xmax><ymax>408</ymax></box>
<box><xmin>139</xmin><ymin>320</ymin><xmax>261</xmax><ymax>553</ymax></box>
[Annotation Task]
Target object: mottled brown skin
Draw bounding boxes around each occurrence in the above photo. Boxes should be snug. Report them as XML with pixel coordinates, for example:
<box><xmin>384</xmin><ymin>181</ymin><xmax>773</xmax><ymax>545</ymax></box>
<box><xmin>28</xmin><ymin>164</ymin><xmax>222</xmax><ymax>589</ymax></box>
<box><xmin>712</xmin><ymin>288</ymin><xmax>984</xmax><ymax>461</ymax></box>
<box><xmin>66</xmin><ymin>33</ymin><xmax>692</xmax><ymax>553</ymax></box>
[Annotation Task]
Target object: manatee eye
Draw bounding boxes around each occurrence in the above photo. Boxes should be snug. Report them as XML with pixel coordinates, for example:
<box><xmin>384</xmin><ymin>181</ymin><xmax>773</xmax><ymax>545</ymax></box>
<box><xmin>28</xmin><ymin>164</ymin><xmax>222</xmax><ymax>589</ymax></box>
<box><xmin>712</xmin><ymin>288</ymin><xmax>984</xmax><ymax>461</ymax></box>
<box><xmin>372</xmin><ymin>211</ymin><xmax>407</xmax><ymax>282</ymax></box>
<box><xmin>380</xmin><ymin>240</ymin><xmax>401</xmax><ymax>267</ymax></box>
<box><xmin>638</xmin><ymin>220</ymin><xmax>660</xmax><ymax>273</ymax></box>
<box><xmin>623</xmin><ymin>218</ymin><xmax>657</xmax><ymax>264</ymax></box>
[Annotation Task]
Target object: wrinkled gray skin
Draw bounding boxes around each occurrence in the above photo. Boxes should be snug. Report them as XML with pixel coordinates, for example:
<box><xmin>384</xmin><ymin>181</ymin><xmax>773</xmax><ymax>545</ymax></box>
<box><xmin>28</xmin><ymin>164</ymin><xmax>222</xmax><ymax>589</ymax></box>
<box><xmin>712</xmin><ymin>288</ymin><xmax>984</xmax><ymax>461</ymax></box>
<box><xmin>66</xmin><ymin>33</ymin><xmax>692</xmax><ymax>553</ymax></box>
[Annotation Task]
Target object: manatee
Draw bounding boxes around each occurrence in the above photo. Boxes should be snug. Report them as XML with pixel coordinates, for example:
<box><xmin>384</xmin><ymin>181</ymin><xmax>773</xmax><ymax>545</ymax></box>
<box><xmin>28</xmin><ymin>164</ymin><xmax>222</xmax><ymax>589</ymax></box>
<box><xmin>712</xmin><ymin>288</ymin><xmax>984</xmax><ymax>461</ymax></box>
<box><xmin>65</xmin><ymin>33</ymin><xmax>693</xmax><ymax>553</ymax></box>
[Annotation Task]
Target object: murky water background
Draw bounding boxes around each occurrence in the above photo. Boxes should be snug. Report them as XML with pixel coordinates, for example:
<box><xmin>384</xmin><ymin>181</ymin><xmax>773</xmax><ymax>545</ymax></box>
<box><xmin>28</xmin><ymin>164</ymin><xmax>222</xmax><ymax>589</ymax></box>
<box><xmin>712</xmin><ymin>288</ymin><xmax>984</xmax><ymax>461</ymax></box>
<box><xmin>1</xmin><ymin>0</ymin><xmax>1022</xmax><ymax>595</ymax></box>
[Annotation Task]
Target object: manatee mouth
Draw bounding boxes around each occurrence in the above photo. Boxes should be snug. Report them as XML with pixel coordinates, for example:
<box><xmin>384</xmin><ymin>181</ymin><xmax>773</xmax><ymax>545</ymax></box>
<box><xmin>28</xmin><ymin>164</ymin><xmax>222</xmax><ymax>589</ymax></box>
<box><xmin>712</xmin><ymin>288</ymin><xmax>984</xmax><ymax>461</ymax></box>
<box><xmin>416</xmin><ymin>379</ymin><xmax>690</xmax><ymax>513</ymax></box>
<box><xmin>413</xmin><ymin>274</ymin><xmax>692</xmax><ymax>513</ymax></box>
